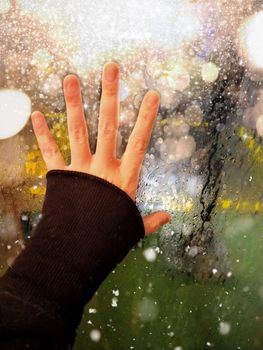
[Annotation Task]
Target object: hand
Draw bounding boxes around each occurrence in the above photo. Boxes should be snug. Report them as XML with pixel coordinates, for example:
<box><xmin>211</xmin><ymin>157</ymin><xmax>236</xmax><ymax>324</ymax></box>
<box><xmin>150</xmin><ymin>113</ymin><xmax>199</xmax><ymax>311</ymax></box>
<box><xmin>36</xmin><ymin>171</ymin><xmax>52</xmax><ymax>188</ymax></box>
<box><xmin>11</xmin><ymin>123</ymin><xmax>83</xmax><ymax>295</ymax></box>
<box><xmin>31</xmin><ymin>62</ymin><xmax>171</xmax><ymax>235</ymax></box>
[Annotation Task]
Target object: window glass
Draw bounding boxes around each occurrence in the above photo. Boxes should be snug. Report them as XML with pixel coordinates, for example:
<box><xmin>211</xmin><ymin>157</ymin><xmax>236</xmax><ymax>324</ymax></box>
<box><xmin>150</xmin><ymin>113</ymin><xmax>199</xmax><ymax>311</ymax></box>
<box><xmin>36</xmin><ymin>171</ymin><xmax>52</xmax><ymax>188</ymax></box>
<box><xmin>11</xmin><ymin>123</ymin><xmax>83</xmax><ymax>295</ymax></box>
<box><xmin>0</xmin><ymin>1</ymin><xmax>263</xmax><ymax>349</ymax></box>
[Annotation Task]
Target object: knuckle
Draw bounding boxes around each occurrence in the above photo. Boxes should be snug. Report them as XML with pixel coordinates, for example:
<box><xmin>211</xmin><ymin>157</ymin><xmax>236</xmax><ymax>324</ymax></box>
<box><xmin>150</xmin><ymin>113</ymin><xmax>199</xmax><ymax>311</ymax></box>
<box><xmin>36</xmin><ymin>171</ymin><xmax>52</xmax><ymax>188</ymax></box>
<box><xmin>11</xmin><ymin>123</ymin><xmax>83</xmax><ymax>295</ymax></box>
<box><xmin>104</xmin><ymin>84</ymin><xmax>117</xmax><ymax>97</ymax></box>
<box><xmin>70</xmin><ymin>123</ymin><xmax>86</xmax><ymax>143</ymax></box>
<box><xmin>129</xmin><ymin>136</ymin><xmax>148</xmax><ymax>154</ymax></box>
<box><xmin>42</xmin><ymin>144</ymin><xmax>60</xmax><ymax>158</ymax></box>
<box><xmin>99</xmin><ymin>122</ymin><xmax>118</xmax><ymax>137</ymax></box>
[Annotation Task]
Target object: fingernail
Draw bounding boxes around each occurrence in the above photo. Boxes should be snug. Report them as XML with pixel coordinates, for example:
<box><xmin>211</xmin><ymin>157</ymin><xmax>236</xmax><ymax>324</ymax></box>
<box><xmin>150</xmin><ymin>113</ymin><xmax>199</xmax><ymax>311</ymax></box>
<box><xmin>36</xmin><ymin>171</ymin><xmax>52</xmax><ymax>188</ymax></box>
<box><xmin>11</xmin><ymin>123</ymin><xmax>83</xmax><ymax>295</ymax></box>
<box><xmin>104</xmin><ymin>63</ymin><xmax>118</xmax><ymax>82</ymax></box>
<box><xmin>32</xmin><ymin>113</ymin><xmax>42</xmax><ymax>127</ymax></box>
<box><xmin>146</xmin><ymin>92</ymin><xmax>159</xmax><ymax>106</ymax></box>
<box><xmin>64</xmin><ymin>75</ymin><xmax>79</xmax><ymax>95</ymax></box>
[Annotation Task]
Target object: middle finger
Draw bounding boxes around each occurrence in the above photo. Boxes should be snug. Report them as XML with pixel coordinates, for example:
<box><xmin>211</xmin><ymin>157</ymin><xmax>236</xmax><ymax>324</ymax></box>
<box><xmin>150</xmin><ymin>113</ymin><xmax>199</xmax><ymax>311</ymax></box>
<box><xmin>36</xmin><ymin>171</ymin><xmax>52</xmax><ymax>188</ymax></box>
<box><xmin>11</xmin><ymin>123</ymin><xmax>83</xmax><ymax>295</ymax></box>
<box><xmin>96</xmin><ymin>62</ymin><xmax>120</xmax><ymax>162</ymax></box>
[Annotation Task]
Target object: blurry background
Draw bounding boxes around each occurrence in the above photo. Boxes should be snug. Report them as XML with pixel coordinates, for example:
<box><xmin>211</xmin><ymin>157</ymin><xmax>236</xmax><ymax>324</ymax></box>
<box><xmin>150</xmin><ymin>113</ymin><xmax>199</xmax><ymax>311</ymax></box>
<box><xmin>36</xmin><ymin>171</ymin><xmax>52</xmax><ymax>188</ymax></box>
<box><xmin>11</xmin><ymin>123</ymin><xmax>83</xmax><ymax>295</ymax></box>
<box><xmin>0</xmin><ymin>0</ymin><xmax>263</xmax><ymax>349</ymax></box>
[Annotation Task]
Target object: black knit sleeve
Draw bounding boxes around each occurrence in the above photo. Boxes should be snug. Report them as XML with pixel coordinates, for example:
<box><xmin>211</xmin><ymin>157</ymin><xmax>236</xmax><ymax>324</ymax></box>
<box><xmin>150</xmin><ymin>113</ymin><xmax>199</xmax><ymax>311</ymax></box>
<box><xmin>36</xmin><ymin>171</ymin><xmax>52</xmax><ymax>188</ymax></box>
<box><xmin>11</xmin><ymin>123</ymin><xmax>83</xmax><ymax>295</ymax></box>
<box><xmin>0</xmin><ymin>169</ymin><xmax>145</xmax><ymax>349</ymax></box>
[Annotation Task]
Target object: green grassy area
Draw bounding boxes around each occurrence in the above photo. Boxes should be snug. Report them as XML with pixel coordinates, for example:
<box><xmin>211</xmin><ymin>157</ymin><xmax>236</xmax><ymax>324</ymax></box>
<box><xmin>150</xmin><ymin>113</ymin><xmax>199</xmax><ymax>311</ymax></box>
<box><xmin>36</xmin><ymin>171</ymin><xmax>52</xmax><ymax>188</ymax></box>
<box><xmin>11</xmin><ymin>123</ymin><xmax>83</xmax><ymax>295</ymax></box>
<box><xmin>74</xmin><ymin>213</ymin><xmax>263</xmax><ymax>350</ymax></box>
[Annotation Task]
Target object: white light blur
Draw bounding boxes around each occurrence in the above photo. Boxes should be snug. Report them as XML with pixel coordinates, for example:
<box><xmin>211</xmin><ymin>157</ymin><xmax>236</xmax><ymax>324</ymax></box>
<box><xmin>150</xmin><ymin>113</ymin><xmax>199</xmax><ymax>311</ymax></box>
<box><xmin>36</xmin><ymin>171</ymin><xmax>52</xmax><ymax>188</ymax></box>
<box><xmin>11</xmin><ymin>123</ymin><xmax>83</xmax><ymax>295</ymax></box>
<box><xmin>219</xmin><ymin>321</ymin><xmax>231</xmax><ymax>336</ymax></box>
<box><xmin>42</xmin><ymin>74</ymin><xmax>61</xmax><ymax>95</ymax></box>
<box><xmin>89</xmin><ymin>329</ymin><xmax>101</xmax><ymax>342</ymax></box>
<box><xmin>0</xmin><ymin>90</ymin><xmax>31</xmax><ymax>139</ymax></box>
<box><xmin>32</xmin><ymin>48</ymin><xmax>53</xmax><ymax>69</ymax></box>
<box><xmin>120</xmin><ymin>80</ymin><xmax>130</xmax><ymax>102</ymax></box>
<box><xmin>239</xmin><ymin>11</ymin><xmax>263</xmax><ymax>70</ymax></box>
<box><xmin>136</xmin><ymin>297</ymin><xmax>159</xmax><ymax>322</ymax></box>
<box><xmin>143</xmin><ymin>248</ymin><xmax>157</xmax><ymax>263</ymax></box>
<box><xmin>256</xmin><ymin>115</ymin><xmax>263</xmax><ymax>136</ymax></box>
<box><xmin>162</xmin><ymin>65</ymin><xmax>191</xmax><ymax>92</ymax></box>
<box><xmin>20</xmin><ymin>0</ymin><xmax>202</xmax><ymax>69</ymax></box>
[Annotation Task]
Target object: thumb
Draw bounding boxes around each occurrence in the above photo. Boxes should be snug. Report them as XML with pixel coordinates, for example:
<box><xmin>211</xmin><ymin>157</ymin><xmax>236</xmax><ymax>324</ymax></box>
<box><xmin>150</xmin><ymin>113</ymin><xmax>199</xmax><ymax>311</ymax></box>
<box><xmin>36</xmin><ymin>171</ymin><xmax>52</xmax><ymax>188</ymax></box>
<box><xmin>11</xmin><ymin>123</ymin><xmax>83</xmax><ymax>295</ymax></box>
<box><xmin>143</xmin><ymin>211</ymin><xmax>171</xmax><ymax>236</ymax></box>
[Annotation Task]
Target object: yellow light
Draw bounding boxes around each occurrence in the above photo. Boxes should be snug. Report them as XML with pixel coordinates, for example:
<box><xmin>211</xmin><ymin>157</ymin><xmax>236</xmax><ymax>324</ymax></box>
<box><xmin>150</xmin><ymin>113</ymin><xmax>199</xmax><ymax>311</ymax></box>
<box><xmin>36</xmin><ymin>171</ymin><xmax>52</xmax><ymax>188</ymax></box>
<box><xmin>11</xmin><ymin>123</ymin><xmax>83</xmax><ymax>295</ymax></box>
<box><xmin>201</xmin><ymin>62</ymin><xmax>219</xmax><ymax>83</ymax></box>
<box><xmin>221</xmin><ymin>200</ymin><xmax>232</xmax><ymax>209</ymax></box>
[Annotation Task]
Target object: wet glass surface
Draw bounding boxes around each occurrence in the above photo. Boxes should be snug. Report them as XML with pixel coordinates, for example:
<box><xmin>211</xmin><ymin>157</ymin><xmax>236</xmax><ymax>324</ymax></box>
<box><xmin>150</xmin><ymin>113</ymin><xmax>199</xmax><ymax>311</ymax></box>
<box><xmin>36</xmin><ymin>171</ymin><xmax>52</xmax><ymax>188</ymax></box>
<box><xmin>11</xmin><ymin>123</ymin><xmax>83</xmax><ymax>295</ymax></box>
<box><xmin>0</xmin><ymin>1</ymin><xmax>263</xmax><ymax>349</ymax></box>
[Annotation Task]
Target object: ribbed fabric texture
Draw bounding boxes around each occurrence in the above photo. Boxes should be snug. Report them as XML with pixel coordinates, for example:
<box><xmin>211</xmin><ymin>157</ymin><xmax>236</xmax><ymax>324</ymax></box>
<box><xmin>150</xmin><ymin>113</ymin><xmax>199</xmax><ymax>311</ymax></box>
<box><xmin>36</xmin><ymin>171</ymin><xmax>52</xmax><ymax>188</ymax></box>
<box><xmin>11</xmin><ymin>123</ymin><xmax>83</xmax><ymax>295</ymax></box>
<box><xmin>0</xmin><ymin>170</ymin><xmax>145</xmax><ymax>349</ymax></box>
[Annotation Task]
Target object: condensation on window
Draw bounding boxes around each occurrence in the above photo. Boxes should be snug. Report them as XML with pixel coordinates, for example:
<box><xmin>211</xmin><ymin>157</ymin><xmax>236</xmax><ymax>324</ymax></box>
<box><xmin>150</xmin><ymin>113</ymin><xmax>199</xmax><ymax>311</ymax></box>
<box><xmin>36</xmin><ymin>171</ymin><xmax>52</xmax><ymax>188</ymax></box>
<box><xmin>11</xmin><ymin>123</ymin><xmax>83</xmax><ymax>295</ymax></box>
<box><xmin>0</xmin><ymin>1</ymin><xmax>263</xmax><ymax>349</ymax></box>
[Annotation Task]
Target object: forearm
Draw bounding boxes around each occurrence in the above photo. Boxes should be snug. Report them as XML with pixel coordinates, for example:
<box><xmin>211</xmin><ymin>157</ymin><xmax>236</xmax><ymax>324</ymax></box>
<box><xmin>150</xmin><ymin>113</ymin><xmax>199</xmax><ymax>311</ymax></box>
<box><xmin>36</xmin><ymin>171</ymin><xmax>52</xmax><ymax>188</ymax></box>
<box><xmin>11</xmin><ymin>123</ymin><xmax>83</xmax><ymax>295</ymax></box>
<box><xmin>0</xmin><ymin>170</ymin><xmax>145</xmax><ymax>349</ymax></box>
